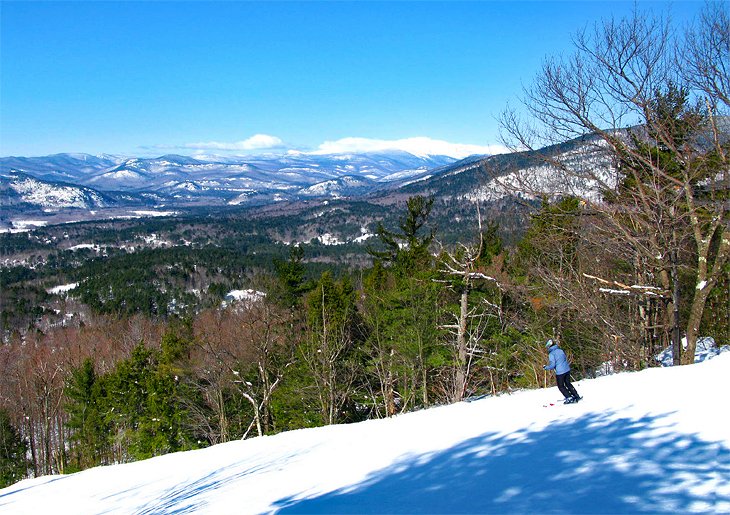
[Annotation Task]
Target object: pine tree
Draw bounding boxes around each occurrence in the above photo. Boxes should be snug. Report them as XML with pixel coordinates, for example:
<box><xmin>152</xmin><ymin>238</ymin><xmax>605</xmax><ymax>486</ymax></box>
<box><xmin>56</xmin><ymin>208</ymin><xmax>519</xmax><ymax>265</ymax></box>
<box><xmin>0</xmin><ymin>408</ymin><xmax>28</xmax><ymax>487</ymax></box>
<box><xmin>370</xmin><ymin>195</ymin><xmax>435</xmax><ymax>272</ymax></box>
<box><xmin>272</xmin><ymin>245</ymin><xmax>311</xmax><ymax>308</ymax></box>
<box><xmin>362</xmin><ymin>196</ymin><xmax>444</xmax><ymax>414</ymax></box>
<box><xmin>65</xmin><ymin>358</ymin><xmax>110</xmax><ymax>471</ymax></box>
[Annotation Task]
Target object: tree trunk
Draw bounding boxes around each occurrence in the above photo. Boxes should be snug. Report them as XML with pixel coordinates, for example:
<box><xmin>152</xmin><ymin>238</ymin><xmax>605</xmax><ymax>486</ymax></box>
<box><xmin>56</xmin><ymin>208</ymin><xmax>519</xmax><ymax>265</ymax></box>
<box><xmin>683</xmin><ymin>226</ymin><xmax>730</xmax><ymax>365</ymax></box>
<box><xmin>386</xmin><ymin>364</ymin><xmax>396</xmax><ymax>417</ymax></box>
<box><xmin>217</xmin><ymin>388</ymin><xmax>228</xmax><ymax>443</ymax></box>
<box><xmin>454</xmin><ymin>288</ymin><xmax>469</xmax><ymax>402</ymax></box>
<box><xmin>670</xmin><ymin>252</ymin><xmax>682</xmax><ymax>367</ymax></box>
<box><xmin>240</xmin><ymin>391</ymin><xmax>262</xmax><ymax>438</ymax></box>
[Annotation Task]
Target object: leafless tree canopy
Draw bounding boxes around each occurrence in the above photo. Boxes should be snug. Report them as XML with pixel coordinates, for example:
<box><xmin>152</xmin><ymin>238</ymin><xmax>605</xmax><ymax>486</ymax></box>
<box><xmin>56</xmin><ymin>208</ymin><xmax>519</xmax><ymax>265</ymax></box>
<box><xmin>500</xmin><ymin>2</ymin><xmax>729</xmax><ymax>365</ymax></box>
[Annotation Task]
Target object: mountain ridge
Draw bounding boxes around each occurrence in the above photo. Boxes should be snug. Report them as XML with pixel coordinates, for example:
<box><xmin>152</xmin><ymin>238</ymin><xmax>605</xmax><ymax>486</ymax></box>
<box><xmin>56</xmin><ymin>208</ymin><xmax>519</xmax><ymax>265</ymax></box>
<box><xmin>0</xmin><ymin>150</ymin><xmax>461</xmax><ymax>214</ymax></box>
<box><xmin>0</xmin><ymin>136</ymin><xmax>614</xmax><ymax>229</ymax></box>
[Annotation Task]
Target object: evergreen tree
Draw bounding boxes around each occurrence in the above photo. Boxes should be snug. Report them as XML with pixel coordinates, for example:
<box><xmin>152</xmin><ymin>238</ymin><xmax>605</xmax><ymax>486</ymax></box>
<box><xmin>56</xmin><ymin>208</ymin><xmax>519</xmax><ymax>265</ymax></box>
<box><xmin>65</xmin><ymin>358</ymin><xmax>110</xmax><ymax>471</ymax></box>
<box><xmin>145</xmin><ymin>332</ymin><xmax>197</xmax><ymax>457</ymax></box>
<box><xmin>102</xmin><ymin>336</ymin><xmax>198</xmax><ymax>462</ymax></box>
<box><xmin>362</xmin><ymin>263</ymin><xmax>442</xmax><ymax>415</ymax></box>
<box><xmin>370</xmin><ymin>195</ymin><xmax>435</xmax><ymax>272</ymax></box>
<box><xmin>272</xmin><ymin>245</ymin><xmax>312</xmax><ymax>308</ymax></box>
<box><xmin>0</xmin><ymin>408</ymin><xmax>27</xmax><ymax>487</ymax></box>
<box><xmin>362</xmin><ymin>196</ymin><xmax>444</xmax><ymax>414</ymax></box>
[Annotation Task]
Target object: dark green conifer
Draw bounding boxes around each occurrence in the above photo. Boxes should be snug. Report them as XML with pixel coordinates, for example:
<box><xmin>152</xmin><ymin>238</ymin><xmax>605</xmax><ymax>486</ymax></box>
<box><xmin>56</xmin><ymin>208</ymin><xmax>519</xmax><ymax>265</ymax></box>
<box><xmin>0</xmin><ymin>408</ymin><xmax>28</xmax><ymax>487</ymax></box>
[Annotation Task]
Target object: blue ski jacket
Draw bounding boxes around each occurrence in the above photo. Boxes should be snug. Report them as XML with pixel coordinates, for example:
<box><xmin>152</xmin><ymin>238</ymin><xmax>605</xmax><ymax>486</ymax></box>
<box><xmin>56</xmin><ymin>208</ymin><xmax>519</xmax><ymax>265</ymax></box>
<box><xmin>545</xmin><ymin>345</ymin><xmax>570</xmax><ymax>375</ymax></box>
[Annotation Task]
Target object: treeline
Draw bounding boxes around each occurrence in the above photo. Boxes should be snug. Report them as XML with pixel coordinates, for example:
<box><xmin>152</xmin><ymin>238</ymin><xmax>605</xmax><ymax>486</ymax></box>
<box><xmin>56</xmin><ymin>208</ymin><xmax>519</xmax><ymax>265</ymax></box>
<box><xmin>2</xmin><ymin>193</ymin><xmax>727</xmax><ymax>486</ymax></box>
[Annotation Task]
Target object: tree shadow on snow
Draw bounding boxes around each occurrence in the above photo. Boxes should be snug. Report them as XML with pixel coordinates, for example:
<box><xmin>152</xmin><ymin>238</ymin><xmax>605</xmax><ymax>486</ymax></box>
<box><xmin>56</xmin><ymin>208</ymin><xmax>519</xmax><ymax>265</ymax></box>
<box><xmin>130</xmin><ymin>452</ymin><xmax>302</xmax><ymax>514</ymax></box>
<box><xmin>273</xmin><ymin>411</ymin><xmax>729</xmax><ymax>514</ymax></box>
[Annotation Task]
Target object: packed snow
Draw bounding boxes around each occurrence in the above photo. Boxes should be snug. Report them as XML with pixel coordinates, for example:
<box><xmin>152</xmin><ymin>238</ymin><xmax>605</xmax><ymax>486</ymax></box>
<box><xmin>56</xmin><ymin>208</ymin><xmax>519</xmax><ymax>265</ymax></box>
<box><xmin>1</xmin><ymin>344</ymin><xmax>728</xmax><ymax>514</ymax></box>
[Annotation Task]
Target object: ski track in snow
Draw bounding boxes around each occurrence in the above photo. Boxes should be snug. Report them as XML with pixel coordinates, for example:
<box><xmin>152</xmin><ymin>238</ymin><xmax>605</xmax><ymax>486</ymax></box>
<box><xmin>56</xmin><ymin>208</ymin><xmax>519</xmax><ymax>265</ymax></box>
<box><xmin>1</xmin><ymin>353</ymin><xmax>729</xmax><ymax>514</ymax></box>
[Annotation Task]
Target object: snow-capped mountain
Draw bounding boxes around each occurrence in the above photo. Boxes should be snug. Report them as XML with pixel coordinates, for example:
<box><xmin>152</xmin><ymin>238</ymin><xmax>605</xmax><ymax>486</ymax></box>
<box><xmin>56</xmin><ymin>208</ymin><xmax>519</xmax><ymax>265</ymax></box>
<box><xmin>298</xmin><ymin>176</ymin><xmax>375</xmax><ymax>198</ymax></box>
<box><xmin>0</xmin><ymin>151</ymin><xmax>454</xmax><ymax>194</ymax></box>
<box><xmin>2</xmin><ymin>347</ymin><xmax>728</xmax><ymax>514</ymax></box>
<box><xmin>0</xmin><ymin>151</ymin><xmax>461</xmax><ymax>215</ymax></box>
<box><xmin>382</xmin><ymin>136</ymin><xmax>615</xmax><ymax>203</ymax></box>
<box><xmin>0</xmin><ymin>171</ymin><xmax>116</xmax><ymax>211</ymax></box>
<box><xmin>0</xmin><ymin>154</ymin><xmax>124</xmax><ymax>183</ymax></box>
<box><xmin>0</xmin><ymin>137</ymin><xmax>625</xmax><ymax>224</ymax></box>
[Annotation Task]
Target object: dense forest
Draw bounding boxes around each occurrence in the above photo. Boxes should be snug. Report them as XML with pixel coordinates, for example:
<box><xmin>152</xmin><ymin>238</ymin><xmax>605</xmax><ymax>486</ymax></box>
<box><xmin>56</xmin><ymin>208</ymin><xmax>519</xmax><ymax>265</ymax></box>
<box><xmin>1</xmin><ymin>4</ymin><xmax>728</xmax><ymax>489</ymax></box>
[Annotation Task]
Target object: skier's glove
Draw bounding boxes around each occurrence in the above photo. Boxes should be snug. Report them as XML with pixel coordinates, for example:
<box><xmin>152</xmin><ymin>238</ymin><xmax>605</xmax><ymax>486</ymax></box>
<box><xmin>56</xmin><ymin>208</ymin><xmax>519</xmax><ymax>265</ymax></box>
<box><xmin>543</xmin><ymin>365</ymin><xmax>548</xmax><ymax>370</ymax></box>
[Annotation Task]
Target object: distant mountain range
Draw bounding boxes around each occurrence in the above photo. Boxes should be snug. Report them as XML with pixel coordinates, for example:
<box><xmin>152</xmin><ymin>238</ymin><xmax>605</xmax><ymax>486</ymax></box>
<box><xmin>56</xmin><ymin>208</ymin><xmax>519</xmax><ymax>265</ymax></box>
<box><xmin>1</xmin><ymin>138</ymin><xmax>617</xmax><ymax>230</ymax></box>
<box><xmin>0</xmin><ymin>151</ymin><xmax>460</xmax><ymax>213</ymax></box>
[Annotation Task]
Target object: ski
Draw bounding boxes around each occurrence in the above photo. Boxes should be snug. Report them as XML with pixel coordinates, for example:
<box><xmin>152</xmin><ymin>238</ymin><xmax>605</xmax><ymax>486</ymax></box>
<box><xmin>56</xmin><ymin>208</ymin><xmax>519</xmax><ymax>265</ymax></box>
<box><xmin>542</xmin><ymin>397</ymin><xmax>583</xmax><ymax>407</ymax></box>
<box><xmin>542</xmin><ymin>399</ymin><xmax>565</xmax><ymax>407</ymax></box>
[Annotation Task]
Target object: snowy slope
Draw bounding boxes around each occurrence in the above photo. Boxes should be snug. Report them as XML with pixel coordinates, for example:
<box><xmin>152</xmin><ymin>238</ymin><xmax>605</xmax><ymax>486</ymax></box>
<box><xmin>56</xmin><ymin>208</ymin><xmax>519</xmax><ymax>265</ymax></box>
<box><xmin>462</xmin><ymin>140</ymin><xmax>614</xmax><ymax>203</ymax></box>
<box><xmin>386</xmin><ymin>136</ymin><xmax>614</xmax><ymax>204</ymax></box>
<box><xmin>0</xmin><ymin>172</ymin><xmax>113</xmax><ymax>210</ymax></box>
<box><xmin>2</xmin><ymin>353</ymin><xmax>729</xmax><ymax>514</ymax></box>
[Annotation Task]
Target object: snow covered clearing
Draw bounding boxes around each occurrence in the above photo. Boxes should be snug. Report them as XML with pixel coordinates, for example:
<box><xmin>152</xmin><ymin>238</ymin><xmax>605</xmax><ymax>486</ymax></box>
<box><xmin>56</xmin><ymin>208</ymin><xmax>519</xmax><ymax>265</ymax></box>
<box><xmin>66</xmin><ymin>243</ymin><xmax>105</xmax><ymax>252</ymax></box>
<box><xmin>47</xmin><ymin>283</ymin><xmax>79</xmax><ymax>295</ymax></box>
<box><xmin>2</xmin><ymin>351</ymin><xmax>729</xmax><ymax>514</ymax></box>
<box><xmin>9</xmin><ymin>220</ymin><xmax>48</xmax><ymax>231</ymax></box>
<box><xmin>111</xmin><ymin>211</ymin><xmax>179</xmax><ymax>220</ymax></box>
<box><xmin>353</xmin><ymin>227</ymin><xmax>374</xmax><ymax>243</ymax></box>
<box><xmin>222</xmin><ymin>289</ymin><xmax>266</xmax><ymax>307</ymax></box>
<box><xmin>132</xmin><ymin>210</ymin><xmax>178</xmax><ymax>217</ymax></box>
<box><xmin>314</xmin><ymin>233</ymin><xmax>344</xmax><ymax>246</ymax></box>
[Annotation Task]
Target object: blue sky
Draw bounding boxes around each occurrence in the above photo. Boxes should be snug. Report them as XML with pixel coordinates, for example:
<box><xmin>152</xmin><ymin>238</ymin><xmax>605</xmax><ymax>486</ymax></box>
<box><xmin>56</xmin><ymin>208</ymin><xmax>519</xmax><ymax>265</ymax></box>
<box><xmin>1</xmin><ymin>1</ymin><xmax>705</xmax><ymax>158</ymax></box>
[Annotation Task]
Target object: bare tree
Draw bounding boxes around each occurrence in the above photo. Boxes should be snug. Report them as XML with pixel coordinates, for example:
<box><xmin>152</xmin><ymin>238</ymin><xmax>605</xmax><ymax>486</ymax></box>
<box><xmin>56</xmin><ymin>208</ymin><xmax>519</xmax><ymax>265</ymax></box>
<box><xmin>437</xmin><ymin>209</ymin><xmax>503</xmax><ymax>402</ymax></box>
<box><xmin>500</xmin><ymin>5</ymin><xmax>729</xmax><ymax>365</ymax></box>
<box><xmin>301</xmin><ymin>274</ymin><xmax>359</xmax><ymax>426</ymax></box>
<box><xmin>684</xmin><ymin>2</ymin><xmax>730</xmax><ymax>110</ymax></box>
<box><xmin>192</xmin><ymin>300</ymin><xmax>295</xmax><ymax>440</ymax></box>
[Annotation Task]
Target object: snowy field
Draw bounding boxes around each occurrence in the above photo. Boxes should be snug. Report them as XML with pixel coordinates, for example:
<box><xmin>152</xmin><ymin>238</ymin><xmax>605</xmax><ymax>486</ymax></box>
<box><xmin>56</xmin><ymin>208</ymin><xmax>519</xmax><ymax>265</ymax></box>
<box><xmin>1</xmin><ymin>352</ymin><xmax>729</xmax><ymax>514</ymax></box>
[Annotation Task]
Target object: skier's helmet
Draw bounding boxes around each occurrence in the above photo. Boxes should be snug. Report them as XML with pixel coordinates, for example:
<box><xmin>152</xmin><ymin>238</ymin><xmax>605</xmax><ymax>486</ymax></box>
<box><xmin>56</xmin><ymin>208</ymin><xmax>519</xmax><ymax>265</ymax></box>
<box><xmin>545</xmin><ymin>339</ymin><xmax>555</xmax><ymax>349</ymax></box>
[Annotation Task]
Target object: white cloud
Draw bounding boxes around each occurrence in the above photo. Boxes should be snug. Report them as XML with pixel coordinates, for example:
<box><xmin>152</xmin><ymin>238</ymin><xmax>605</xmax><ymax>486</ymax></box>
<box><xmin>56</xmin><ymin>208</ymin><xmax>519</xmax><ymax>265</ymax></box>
<box><xmin>156</xmin><ymin>134</ymin><xmax>509</xmax><ymax>159</ymax></box>
<box><xmin>311</xmin><ymin>137</ymin><xmax>508</xmax><ymax>159</ymax></box>
<box><xmin>184</xmin><ymin>134</ymin><xmax>285</xmax><ymax>151</ymax></box>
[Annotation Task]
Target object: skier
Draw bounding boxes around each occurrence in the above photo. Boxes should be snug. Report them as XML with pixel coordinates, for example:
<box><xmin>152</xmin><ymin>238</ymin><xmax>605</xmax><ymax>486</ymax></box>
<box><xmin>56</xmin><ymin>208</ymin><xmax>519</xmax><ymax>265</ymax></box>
<box><xmin>543</xmin><ymin>339</ymin><xmax>581</xmax><ymax>404</ymax></box>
